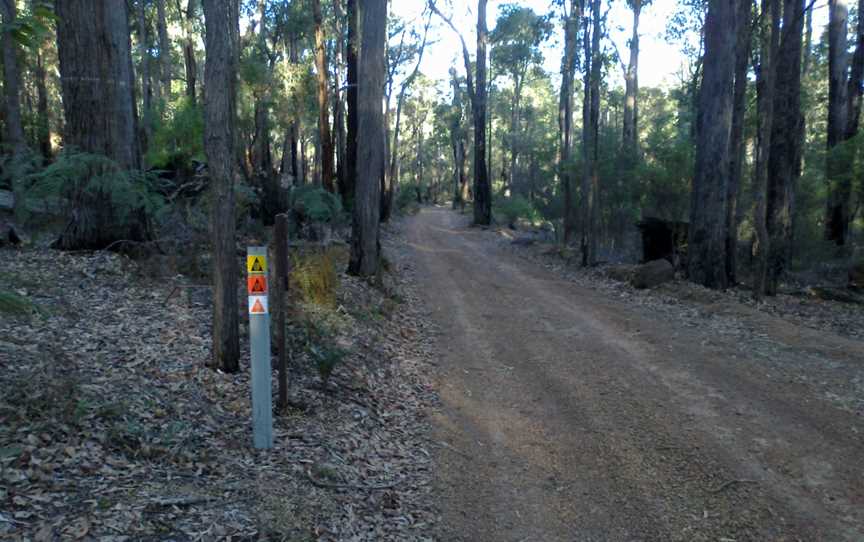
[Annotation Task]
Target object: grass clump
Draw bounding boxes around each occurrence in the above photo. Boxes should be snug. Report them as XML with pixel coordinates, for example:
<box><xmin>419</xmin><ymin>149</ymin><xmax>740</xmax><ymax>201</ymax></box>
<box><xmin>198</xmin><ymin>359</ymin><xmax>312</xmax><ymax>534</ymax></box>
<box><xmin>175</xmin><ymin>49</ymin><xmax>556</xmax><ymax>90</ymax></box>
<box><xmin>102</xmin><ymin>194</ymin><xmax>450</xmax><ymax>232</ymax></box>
<box><xmin>291</xmin><ymin>249</ymin><xmax>339</xmax><ymax>307</ymax></box>
<box><xmin>0</xmin><ymin>290</ymin><xmax>35</xmax><ymax>317</ymax></box>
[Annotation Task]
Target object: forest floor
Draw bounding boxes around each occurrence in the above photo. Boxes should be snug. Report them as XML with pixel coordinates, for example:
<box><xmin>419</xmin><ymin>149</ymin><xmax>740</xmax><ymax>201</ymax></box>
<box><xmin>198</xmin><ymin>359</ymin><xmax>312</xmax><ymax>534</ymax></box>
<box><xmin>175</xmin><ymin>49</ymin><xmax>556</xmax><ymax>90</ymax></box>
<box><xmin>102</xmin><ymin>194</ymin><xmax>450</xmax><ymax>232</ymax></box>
<box><xmin>404</xmin><ymin>206</ymin><xmax>864</xmax><ymax>541</ymax></box>
<box><xmin>0</xmin><ymin>229</ymin><xmax>440</xmax><ymax>540</ymax></box>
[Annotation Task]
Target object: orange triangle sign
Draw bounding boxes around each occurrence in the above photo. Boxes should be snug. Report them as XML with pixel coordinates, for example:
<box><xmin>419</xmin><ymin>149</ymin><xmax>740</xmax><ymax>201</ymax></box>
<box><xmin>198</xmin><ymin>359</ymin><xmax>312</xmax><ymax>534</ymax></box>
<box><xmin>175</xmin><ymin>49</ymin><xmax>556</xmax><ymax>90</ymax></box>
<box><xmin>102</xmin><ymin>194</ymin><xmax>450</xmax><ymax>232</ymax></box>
<box><xmin>251</xmin><ymin>299</ymin><xmax>265</xmax><ymax>313</ymax></box>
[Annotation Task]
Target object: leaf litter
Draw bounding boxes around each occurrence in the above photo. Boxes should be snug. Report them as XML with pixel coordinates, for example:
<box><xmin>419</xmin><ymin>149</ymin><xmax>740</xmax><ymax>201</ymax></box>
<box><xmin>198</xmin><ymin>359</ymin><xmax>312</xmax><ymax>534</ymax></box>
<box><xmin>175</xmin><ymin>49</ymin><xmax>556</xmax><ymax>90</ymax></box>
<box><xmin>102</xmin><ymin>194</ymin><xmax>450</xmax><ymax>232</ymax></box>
<box><xmin>0</xmin><ymin>227</ymin><xmax>441</xmax><ymax>540</ymax></box>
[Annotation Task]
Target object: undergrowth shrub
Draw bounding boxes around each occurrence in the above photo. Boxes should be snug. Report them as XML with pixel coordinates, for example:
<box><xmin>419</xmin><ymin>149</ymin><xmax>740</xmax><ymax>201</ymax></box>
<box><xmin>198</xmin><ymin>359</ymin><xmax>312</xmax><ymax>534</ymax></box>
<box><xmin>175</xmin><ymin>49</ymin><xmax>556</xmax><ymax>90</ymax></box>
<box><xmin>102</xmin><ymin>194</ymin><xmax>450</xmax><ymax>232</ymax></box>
<box><xmin>291</xmin><ymin>248</ymin><xmax>339</xmax><ymax>307</ymax></box>
<box><xmin>495</xmin><ymin>194</ymin><xmax>541</xmax><ymax>227</ymax></box>
<box><xmin>290</xmin><ymin>185</ymin><xmax>343</xmax><ymax>224</ymax></box>
<box><xmin>395</xmin><ymin>183</ymin><xmax>421</xmax><ymax>214</ymax></box>
<box><xmin>0</xmin><ymin>290</ymin><xmax>35</xmax><ymax>317</ymax></box>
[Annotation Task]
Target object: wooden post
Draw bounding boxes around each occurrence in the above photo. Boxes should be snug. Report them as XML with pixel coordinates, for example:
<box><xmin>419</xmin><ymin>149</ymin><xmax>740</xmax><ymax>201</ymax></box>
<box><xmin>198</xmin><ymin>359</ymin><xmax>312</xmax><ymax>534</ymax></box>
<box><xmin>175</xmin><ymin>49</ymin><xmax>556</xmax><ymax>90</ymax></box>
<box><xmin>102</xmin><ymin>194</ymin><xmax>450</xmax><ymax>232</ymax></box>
<box><xmin>274</xmin><ymin>213</ymin><xmax>290</xmax><ymax>411</ymax></box>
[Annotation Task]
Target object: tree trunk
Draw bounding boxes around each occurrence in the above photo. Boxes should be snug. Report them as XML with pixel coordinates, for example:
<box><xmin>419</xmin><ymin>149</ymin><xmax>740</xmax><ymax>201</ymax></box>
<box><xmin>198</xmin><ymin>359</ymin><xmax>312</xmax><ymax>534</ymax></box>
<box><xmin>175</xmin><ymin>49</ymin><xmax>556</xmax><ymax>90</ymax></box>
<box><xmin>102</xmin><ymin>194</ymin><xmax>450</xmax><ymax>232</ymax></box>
<box><xmin>581</xmin><ymin>0</ymin><xmax>601</xmax><ymax>267</ymax></box>
<box><xmin>726</xmin><ymin>0</ymin><xmax>753</xmax><ymax>285</ymax></box>
<box><xmin>312</xmin><ymin>0</ymin><xmax>335</xmax><ymax>193</ymax></box>
<box><xmin>753</xmin><ymin>0</ymin><xmax>779</xmax><ymax>299</ymax></box>
<box><xmin>559</xmin><ymin>0</ymin><xmax>579</xmax><ymax>244</ymax></box>
<box><xmin>473</xmin><ymin>0</ymin><xmax>491</xmax><ymax>225</ymax></box>
<box><xmin>136</xmin><ymin>0</ymin><xmax>153</xmax><ymax>156</ymax></box>
<box><xmin>178</xmin><ymin>0</ymin><xmax>198</xmax><ymax>105</ymax></box>
<box><xmin>156</xmin><ymin>0</ymin><xmax>171</xmax><ymax>101</ymax></box>
<box><xmin>1</xmin><ymin>0</ymin><xmax>27</xmax><ymax>158</ymax></box>
<box><xmin>765</xmin><ymin>0</ymin><xmax>804</xmax><ymax>295</ymax></box>
<box><xmin>333</xmin><ymin>0</ymin><xmax>347</xmax><ymax>202</ymax></box>
<box><xmin>34</xmin><ymin>48</ymin><xmax>51</xmax><ymax>162</ymax></box>
<box><xmin>688</xmin><ymin>0</ymin><xmax>737</xmax><ymax>289</ymax></box>
<box><xmin>348</xmin><ymin>0</ymin><xmax>385</xmax><ymax>276</ymax></box>
<box><xmin>342</xmin><ymin>0</ymin><xmax>358</xmax><ymax>210</ymax></box>
<box><xmin>621</xmin><ymin>0</ymin><xmax>640</xmax><ymax>158</ymax></box>
<box><xmin>451</xmin><ymin>69</ymin><xmax>469</xmax><ymax>210</ymax></box>
<box><xmin>202</xmin><ymin>0</ymin><xmax>240</xmax><ymax>372</ymax></box>
<box><xmin>54</xmin><ymin>0</ymin><xmax>149</xmax><ymax>251</ymax></box>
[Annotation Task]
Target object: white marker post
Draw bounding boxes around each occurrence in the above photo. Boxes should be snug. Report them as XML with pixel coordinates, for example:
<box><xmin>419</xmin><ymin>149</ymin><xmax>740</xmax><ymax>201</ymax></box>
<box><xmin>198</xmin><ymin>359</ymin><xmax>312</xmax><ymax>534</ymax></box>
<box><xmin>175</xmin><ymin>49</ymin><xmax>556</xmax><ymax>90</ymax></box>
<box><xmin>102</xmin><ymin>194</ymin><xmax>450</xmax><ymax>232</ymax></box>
<box><xmin>247</xmin><ymin>247</ymin><xmax>273</xmax><ymax>449</ymax></box>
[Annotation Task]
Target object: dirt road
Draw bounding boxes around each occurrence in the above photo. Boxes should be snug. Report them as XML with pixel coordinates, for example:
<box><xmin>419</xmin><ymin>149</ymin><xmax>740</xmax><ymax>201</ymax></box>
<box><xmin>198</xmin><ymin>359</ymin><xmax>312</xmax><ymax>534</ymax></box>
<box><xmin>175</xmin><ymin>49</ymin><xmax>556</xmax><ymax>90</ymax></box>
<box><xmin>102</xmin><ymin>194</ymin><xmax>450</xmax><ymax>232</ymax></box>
<box><xmin>403</xmin><ymin>207</ymin><xmax>864</xmax><ymax>541</ymax></box>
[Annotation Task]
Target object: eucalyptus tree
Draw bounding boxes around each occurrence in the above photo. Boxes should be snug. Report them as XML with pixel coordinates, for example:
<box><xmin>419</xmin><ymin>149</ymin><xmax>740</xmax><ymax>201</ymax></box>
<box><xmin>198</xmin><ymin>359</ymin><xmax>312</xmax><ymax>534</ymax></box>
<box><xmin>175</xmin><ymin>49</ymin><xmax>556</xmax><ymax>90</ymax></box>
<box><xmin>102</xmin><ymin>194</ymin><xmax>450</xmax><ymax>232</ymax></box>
<box><xmin>490</xmin><ymin>4</ymin><xmax>551</xmax><ymax>197</ymax></box>
<box><xmin>557</xmin><ymin>0</ymin><xmax>580</xmax><ymax>243</ymax></box>
<box><xmin>1</xmin><ymin>0</ymin><xmax>27</xmax><ymax>158</ymax></box>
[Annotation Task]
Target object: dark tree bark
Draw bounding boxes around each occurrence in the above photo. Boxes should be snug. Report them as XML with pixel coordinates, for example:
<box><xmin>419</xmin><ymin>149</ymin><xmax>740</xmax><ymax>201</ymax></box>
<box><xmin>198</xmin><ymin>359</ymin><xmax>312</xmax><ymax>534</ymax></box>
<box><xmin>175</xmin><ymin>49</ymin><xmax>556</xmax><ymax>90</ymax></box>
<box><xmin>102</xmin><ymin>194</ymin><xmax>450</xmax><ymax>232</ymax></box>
<box><xmin>753</xmin><ymin>0</ymin><xmax>779</xmax><ymax>299</ymax></box>
<box><xmin>473</xmin><ymin>0</ymin><xmax>491</xmax><ymax>225</ymax></box>
<box><xmin>312</xmin><ymin>0</ymin><xmax>336</xmax><ymax>193</ymax></box>
<box><xmin>342</xmin><ymin>0</ymin><xmax>358</xmax><ymax>209</ymax></box>
<box><xmin>348</xmin><ymin>0</ymin><xmax>386</xmax><ymax>276</ymax></box>
<box><xmin>176</xmin><ymin>0</ymin><xmax>198</xmax><ymax>105</ymax></box>
<box><xmin>688</xmin><ymin>0</ymin><xmax>736</xmax><ymax>289</ymax></box>
<box><xmin>333</xmin><ymin>0</ymin><xmax>347</xmax><ymax>203</ymax></box>
<box><xmin>725</xmin><ymin>0</ymin><xmax>753</xmax><ymax>285</ymax></box>
<box><xmin>581</xmin><ymin>0</ymin><xmax>601</xmax><ymax>267</ymax></box>
<box><xmin>621</xmin><ymin>0</ymin><xmax>640</xmax><ymax>158</ymax></box>
<box><xmin>281</xmin><ymin>32</ymin><xmax>301</xmax><ymax>188</ymax></box>
<box><xmin>33</xmin><ymin>37</ymin><xmax>51</xmax><ymax>162</ymax></box>
<box><xmin>54</xmin><ymin>0</ymin><xmax>149</xmax><ymax>250</ymax></box>
<box><xmin>1</xmin><ymin>0</ymin><xmax>26</xmax><ymax>157</ymax></box>
<box><xmin>202</xmin><ymin>0</ymin><xmax>240</xmax><ymax>372</ymax></box>
<box><xmin>559</xmin><ymin>0</ymin><xmax>579</xmax><ymax>244</ymax></box>
<box><xmin>765</xmin><ymin>0</ymin><xmax>804</xmax><ymax>294</ymax></box>
<box><xmin>825</xmin><ymin>0</ymin><xmax>864</xmax><ymax>246</ymax></box>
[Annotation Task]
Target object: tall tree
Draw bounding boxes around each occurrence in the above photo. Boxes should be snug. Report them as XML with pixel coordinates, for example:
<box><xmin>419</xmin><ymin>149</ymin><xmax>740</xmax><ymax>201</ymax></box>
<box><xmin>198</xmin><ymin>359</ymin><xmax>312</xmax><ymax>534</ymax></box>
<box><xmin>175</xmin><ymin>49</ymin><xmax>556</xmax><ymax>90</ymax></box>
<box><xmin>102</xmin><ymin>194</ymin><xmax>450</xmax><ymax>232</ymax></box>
<box><xmin>343</xmin><ymin>0</ymin><xmax>359</xmax><ymax>209</ymax></box>
<box><xmin>156</xmin><ymin>0</ymin><xmax>171</xmax><ymax>101</ymax></box>
<box><xmin>491</xmin><ymin>5</ymin><xmax>550</xmax><ymax>197</ymax></box>
<box><xmin>177</xmin><ymin>0</ymin><xmax>198</xmax><ymax>105</ymax></box>
<box><xmin>450</xmin><ymin>68</ymin><xmax>469</xmax><ymax>209</ymax></box>
<box><xmin>753</xmin><ymin>0</ymin><xmax>780</xmax><ymax>299</ymax></box>
<box><xmin>621</xmin><ymin>0</ymin><xmax>643</xmax><ymax>158</ymax></box>
<box><xmin>825</xmin><ymin>0</ymin><xmax>864</xmax><ymax>246</ymax></box>
<box><xmin>558</xmin><ymin>0</ymin><xmax>580</xmax><ymax>244</ymax></box>
<box><xmin>725</xmin><ymin>0</ymin><xmax>753</xmax><ymax>285</ymax></box>
<box><xmin>387</xmin><ymin>14</ymin><xmax>431</xmax><ymax>222</ymax></box>
<box><xmin>349</xmin><ymin>0</ymin><xmax>386</xmax><ymax>276</ymax></box>
<box><xmin>136</xmin><ymin>0</ymin><xmax>153</xmax><ymax>155</ymax></box>
<box><xmin>54</xmin><ymin>0</ymin><xmax>147</xmax><ymax>250</ymax></box>
<box><xmin>581</xmin><ymin>0</ymin><xmax>600</xmax><ymax>267</ymax></box>
<box><xmin>312</xmin><ymin>0</ymin><xmax>335</xmax><ymax>193</ymax></box>
<box><xmin>764</xmin><ymin>0</ymin><xmax>804</xmax><ymax>294</ymax></box>
<box><xmin>688</xmin><ymin>0</ymin><xmax>737</xmax><ymax>288</ymax></box>
<box><xmin>202</xmin><ymin>0</ymin><xmax>240</xmax><ymax>372</ymax></box>
<box><xmin>430</xmin><ymin>0</ymin><xmax>492</xmax><ymax>225</ymax></box>
<box><xmin>1</xmin><ymin>0</ymin><xmax>27</xmax><ymax>158</ymax></box>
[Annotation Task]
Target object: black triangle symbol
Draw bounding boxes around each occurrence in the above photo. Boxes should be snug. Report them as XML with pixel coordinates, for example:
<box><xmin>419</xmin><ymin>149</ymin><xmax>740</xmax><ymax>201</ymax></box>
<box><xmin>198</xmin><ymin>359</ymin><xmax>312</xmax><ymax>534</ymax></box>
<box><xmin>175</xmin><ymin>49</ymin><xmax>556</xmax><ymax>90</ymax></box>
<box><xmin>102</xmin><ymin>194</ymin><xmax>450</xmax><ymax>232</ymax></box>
<box><xmin>252</xmin><ymin>259</ymin><xmax>263</xmax><ymax>272</ymax></box>
<box><xmin>252</xmin><ymin>279</ymin><xmax>265</xmax><ymax>292</ymax></box>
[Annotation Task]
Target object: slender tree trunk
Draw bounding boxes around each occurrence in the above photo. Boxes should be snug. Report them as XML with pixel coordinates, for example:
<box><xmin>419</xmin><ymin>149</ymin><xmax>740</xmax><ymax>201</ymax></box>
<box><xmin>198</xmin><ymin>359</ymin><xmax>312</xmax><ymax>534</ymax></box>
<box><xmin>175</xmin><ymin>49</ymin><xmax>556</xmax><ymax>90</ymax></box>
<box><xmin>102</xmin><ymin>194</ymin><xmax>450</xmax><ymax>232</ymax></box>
<box><xmin>1</xmin><ymin>0</ymin><xmax>27</xmax><ymax>157</ymax></box>
<box><xmin>202</xmin><ymin>0</ymin><xmax>240</xmax><ymax>372</ymax></box>
<box><xmin>178</xmin><ymin>0</ymin><xmax>198</xmax><ymax>105</ymax></box>
<box><xmin>507</xmin><ymin>75</ymin><xmax>522</xmax><ymax>197</ymax></box>
<box><xmin>312</xmin><ymin>0</ymin><xmax>335</xmax><ymax>193</ymax></box>
<box><xmin>34</xmin><ymin>48</ymin><xmax>51</xmax><ymax>162</ymax></box>
<box><xmin>450</xmin><ymin>69</ymin><xmax>468</xmax><ymax>210</ymax></box>
<box><xmin>753</xmin><ymin>0</ymin><xmax>779</xmax><ymax>299</ymax></box>
<box><xmin>622</xmin><ymin>0</ymin><xmax>640</xmax><ymax>157</ymax></box>
<box><xmin>156</xmin><ymin>0</ymin><xmax>171</xmax><ymax>101</ymax></box>
<box><xmin>333</xmin><ymin>0</ymin><xmax>347</xmax><ymax>201</ymax></box>
<box><xmin>559</xmin><ymin>0</ymin><xmax>579</xmax><ymax>244</ymax></box>
<box><xmin>581</xmin><ymin>0</ymin><xmax>600</xmax><ymax>267</ymax></box>
<box><xmin>136</xmin><ymin>0</ymin><xmax>153</xmax><ymax>156</ymax></box>
<box><xmin>343</xmin><ymin>0</ymin><xmax>358</xmax><ymax>210</ymax></box>
<box><xmin>473</xmin><ymin>0</ymin><xmax>491</xmax><ymax>225</ymax></box>
<box><xmin>726</xmin><ymin>0</ymin><xmax>753</xmax><ymax>285</ymax></box>
<box><xmin>688</xmin><ymin>0</ymin><xmax>737</xmax><ymax>289</ymax></box>
<box><xmin>348</xmin><ymin>0</ymin><xmax>386</xmax><ymax>276</ymax></box>
<box><xmin>765</xmin><ymin>0</ymin><xmax>804</xmax><ymax>294</ymax></box>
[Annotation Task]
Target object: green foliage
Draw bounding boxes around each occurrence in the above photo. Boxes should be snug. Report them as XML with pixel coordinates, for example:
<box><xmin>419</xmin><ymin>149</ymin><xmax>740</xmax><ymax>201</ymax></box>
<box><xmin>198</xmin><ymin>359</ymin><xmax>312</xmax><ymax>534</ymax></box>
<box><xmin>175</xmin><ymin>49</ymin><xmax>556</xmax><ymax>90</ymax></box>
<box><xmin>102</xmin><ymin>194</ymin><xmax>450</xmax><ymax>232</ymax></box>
<box><xmin>395</xmin><ymin>184</ymin><xmax>421</xmax><ymax>214</ymax></box>
<box><xmin>15</xmin><ymin>149</ymin><xmax>166</xmax><ymax>223</ymax></box>
<box><xmin>290</xmin><ymin>185</ymin><xmax>343</xmax><ymax>223</ymax></box>
<box><xmin>495</xmin><ymin>194</ymin><xmax>541</xmax><ymax>226</ymax></box>
<box><xmin>0</xmin><ymin>290</ymin><xmax>34</xmax><ymax>317</ymax></box>
<box><xmin>307</xmin><ymin>342</ymin><xmax>346</xmax><ymax>386</ymax></box>
<box><xmin>145</xmin><ymin>98</ymin><xmax>205</xmax><ymax>170</ymax></box>
<box><xmin>291</xmin><ymin>249</ymin><xmax>340</xmax><ymax>307</ymax></box>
